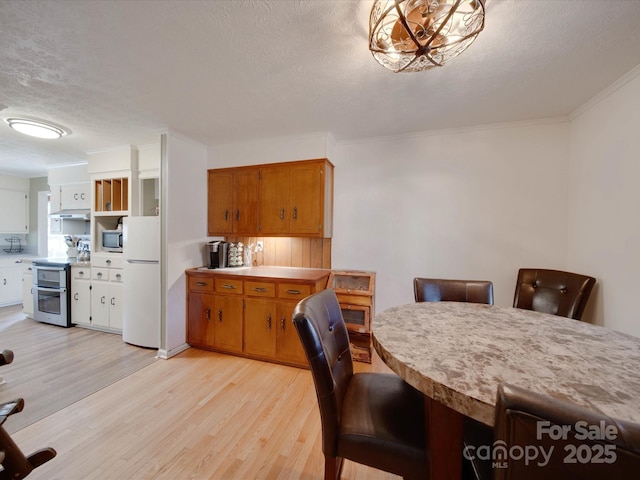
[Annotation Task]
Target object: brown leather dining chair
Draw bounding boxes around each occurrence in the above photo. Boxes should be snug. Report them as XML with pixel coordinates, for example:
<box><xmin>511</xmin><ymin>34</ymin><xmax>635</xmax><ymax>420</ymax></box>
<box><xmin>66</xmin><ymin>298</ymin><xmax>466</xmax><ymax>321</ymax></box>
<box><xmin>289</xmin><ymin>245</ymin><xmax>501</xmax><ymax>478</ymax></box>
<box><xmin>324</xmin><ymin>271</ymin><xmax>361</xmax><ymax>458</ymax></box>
<box><xmin>464</xmin><ymin>383</ymin><xmax>640</xmax><ymax>480</ymax></box>
<box><xmin>293</xmin><ymin>289</ymin><xmax>428</xmax><ymax>480</ymax></box>
<box><xmin>414</xmin><ymin>277</ymin><xmax>494</xmax><ymax>304</ymax></box>
<box><xmin>493</xmin><ymin>383</ymin><xmax>640</xmax><ymax>479</ymax></box>
<box><xmin>513</xmin><ymin>268</ymin><xmax>596</xmax><ymax>320</ymax></box>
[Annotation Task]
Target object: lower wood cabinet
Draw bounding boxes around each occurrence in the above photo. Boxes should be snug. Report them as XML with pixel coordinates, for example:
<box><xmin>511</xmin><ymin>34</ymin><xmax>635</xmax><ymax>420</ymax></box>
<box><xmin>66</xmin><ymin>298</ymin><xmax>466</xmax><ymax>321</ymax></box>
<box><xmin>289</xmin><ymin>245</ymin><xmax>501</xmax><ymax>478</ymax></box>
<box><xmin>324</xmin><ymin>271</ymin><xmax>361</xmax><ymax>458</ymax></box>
<box><xmin>186</xmin><ymin>267</ymin><xmax>330</xmax><ymax>368</ymax></box>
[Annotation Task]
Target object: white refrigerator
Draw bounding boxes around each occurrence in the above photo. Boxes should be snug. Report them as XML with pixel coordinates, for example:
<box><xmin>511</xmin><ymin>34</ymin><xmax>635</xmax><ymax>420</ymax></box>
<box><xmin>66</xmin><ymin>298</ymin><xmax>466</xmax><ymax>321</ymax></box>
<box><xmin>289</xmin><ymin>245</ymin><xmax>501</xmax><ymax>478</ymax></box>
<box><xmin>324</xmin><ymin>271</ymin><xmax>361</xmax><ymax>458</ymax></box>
<box><xmin>122</xmin><ymin>216</ymin><xmax>160</xmax><ymax>348</ymax></box>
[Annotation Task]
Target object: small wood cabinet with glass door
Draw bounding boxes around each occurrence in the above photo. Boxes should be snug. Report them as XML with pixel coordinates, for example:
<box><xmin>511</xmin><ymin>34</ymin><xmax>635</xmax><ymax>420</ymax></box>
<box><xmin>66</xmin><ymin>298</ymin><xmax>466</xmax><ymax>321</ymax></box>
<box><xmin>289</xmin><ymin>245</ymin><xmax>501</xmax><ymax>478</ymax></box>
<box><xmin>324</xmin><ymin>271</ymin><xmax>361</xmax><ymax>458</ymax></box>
<box><xmin>327</xmin><ymin>270</ymin><xmax>376</xmax><ymax>363</ymax></box>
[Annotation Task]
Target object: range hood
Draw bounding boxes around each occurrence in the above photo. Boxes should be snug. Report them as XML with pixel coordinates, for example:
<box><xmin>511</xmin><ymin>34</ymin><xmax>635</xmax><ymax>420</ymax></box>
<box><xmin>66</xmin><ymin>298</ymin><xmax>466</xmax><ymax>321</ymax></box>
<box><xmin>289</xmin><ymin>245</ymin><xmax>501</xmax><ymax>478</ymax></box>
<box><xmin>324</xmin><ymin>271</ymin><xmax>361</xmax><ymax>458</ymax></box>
<box><xmin>49</xmin><ymin>209</ymin><xmax>90</xmax><ymax>220</ymax></box>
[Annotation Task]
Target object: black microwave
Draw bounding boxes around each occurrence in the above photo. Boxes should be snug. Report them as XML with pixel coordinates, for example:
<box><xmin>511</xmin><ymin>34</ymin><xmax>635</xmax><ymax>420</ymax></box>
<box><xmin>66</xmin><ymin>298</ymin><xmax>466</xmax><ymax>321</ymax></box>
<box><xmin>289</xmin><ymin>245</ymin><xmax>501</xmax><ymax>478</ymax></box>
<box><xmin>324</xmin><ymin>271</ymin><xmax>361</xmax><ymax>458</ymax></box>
<box><xmin>102</xmin><ymin>229</ymin><xmax>123</xmax><ymax>252</ymax></box>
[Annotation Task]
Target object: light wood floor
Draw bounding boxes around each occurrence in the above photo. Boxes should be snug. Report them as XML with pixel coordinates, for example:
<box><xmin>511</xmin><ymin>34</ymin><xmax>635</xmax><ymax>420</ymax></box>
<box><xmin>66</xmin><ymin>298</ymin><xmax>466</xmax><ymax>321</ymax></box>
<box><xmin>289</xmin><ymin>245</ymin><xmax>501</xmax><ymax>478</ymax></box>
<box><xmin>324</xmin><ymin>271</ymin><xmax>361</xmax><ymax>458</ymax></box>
<box><xmin>0</xmin><ymin>305</ymin><xmax>158</xmax><ymax>433</ymax></box>
<box><xmin>4</xmin><ymin>307</ymin><xmax>400</xmax><ymax>479</ymax></box>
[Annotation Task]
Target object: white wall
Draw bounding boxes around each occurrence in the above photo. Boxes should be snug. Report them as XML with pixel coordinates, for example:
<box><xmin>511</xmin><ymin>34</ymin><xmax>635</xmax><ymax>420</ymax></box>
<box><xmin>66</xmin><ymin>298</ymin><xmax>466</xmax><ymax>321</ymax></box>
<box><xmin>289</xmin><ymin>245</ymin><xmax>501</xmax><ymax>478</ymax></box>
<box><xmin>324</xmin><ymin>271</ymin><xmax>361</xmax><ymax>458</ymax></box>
<box><xmin>162</xmin><ymin>131</ymin><xmax>209</xmax><ymax>358</ymax></box>
<box><xmin>332</xmin><ymin>121</ymin><xmax>571</xmax><ymax>313</ymax></box>
<box><xmin>211</xmin><ymin>132</ymin><xmax>333</xmax><ymax>168</ymax></box>
<box><xmin>568</xmin><ymin>66</ymin><xmax>640</xmax><ymax>336</ymax></box>
<box><xmin>209</xmin><ymin>121</ymin><xmax>571</xmax><ymax>315</ymax></box>
<box><xmin>203</xmin><ymin>66</ymin><xmax>640</xmax><ymax>336</ymax></box>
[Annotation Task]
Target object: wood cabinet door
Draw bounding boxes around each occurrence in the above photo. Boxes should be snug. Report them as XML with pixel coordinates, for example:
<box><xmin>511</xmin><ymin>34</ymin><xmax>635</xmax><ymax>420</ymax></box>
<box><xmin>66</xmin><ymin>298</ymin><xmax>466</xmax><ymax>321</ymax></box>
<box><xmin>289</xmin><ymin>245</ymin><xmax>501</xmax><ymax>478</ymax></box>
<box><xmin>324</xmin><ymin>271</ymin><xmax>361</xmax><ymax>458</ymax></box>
<box><xmin>244</xmin><ymin>298</ymin><xmax>277</xmax><ymax>358</ymax></box>
<box><xmin>276</xmin><ymin>302</ymin><xmax>307</xmax><ymax>366</ymax></box>
<box><xmin>258</xmin><ymin>166</ymin><xmax>290</xmax><ymax>234</ymax></box>
<box><xmin>187</xmin><ymin>292</ymin><xmax>215</xmax><ymax>347</ymax></box>
<box><xmin>234</xmin><ymin>169</ymin><xmax>259</xmax><ymax>234</ymax></box>
<box><xmin>213</xmin><ymin>295</ymin><xmax>243</xmax><ymax>353</ymax></box>
<box><xmin>290</xmin><ymin>162</ymin><xmax>323</xmax><ymax>235</ymax></box>
<box><xmin>208</xmin><ymin>170</ymin><xmax>234</xmax><ymax>235</ymax></box>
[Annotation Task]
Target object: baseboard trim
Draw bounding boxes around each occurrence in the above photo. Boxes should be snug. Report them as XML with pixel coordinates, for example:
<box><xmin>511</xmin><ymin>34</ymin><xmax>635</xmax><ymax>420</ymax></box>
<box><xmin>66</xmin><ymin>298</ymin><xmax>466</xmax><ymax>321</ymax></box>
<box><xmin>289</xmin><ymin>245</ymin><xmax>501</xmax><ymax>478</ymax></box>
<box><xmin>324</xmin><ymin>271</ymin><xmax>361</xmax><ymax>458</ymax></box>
<box><xmin>157</xmin><ymin>342</ymin><xmax>190</xmax><ymax>359</ymax></box>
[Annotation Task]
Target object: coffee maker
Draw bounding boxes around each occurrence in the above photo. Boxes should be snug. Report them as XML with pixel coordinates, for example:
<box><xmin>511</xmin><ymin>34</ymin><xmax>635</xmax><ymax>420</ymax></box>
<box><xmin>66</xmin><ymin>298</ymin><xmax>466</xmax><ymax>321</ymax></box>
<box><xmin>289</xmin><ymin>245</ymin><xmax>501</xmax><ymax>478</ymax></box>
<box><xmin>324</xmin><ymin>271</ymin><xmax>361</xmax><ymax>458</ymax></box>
<box><xmin>208</xmin><ymin>241</ymin><xmax>228</xmax><ymax>269</ymax></box>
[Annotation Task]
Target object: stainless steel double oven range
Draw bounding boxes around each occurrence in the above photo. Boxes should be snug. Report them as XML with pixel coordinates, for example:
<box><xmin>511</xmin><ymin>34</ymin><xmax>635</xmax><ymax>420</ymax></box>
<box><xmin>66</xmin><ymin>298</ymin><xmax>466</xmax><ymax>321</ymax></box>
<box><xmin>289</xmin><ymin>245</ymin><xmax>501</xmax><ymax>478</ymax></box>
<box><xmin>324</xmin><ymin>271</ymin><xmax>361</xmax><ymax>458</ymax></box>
<box><xmin>32</xmin><ymin>258</ymin><xmax>73</xmax><ymax>328</ymax></box>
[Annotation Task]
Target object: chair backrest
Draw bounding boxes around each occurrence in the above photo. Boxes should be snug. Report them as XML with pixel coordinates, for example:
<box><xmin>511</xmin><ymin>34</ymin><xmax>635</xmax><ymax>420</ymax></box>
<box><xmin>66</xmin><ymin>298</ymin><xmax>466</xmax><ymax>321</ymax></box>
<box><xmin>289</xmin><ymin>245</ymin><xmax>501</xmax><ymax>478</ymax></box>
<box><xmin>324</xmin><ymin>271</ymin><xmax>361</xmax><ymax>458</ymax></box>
<box><xmin>513</xmin><ymin>268</ymin><xmax>595</xmax><ymax>320</ymax></box>
<box><xmin>494</xmin><ymin>383</ymin><xmax>640</xmax><ymax>480</ymax></box>
<box><xmin>292</xmin><ymin>289</ymin><xmax>353</xmax><ymax>457</ymax></box>
<box><xmin>414</xmin><ymin>277</ymin><xmax>494</xmax><ymax>304</ymax></box>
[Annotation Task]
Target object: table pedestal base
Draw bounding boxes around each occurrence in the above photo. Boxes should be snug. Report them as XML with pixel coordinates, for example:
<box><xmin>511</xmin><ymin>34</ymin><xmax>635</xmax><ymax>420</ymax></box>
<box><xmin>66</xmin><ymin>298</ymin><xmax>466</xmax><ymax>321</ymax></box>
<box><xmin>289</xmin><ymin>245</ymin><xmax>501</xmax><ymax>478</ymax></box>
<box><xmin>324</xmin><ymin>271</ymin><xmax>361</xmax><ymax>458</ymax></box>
<box><xmin>426</xmin><ymin>397</ymin><xmax>464</xmax><ymax>480</ymax></box>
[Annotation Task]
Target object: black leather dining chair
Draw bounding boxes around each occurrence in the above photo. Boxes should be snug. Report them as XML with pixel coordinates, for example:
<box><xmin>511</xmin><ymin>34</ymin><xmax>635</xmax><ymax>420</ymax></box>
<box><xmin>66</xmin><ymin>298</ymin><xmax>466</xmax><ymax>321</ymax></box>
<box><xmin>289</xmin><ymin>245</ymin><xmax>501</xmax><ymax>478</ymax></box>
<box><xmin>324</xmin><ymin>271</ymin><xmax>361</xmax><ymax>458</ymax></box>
<box><xmin>513</xmin><ymin>268</ymin><xmax>596</xmax><ymax>320</ymax></box>
<box><xmin>464</xmin><ymin>383</ymin><xmax>640</xmax><ymax>480</ymax></box>
<box><xmin>293</xmin><ymin>289</ymin><xmax>428</xmax><ymax>480</ymax></box>
<box><xmin>414</xmin><ymin>277</ymin><xmax>494</xmax><ymax>304</ymax></box>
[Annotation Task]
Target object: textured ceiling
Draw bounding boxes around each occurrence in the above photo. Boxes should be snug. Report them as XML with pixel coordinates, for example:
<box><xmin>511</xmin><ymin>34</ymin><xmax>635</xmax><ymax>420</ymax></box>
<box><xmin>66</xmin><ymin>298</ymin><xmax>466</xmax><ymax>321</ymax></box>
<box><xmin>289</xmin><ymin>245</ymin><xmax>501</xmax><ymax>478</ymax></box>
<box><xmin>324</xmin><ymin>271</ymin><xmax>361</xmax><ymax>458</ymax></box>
<box><xmin>1</xmin><ymin>0</ymin><xmax>640</xmax><ymax>177</ymax></box>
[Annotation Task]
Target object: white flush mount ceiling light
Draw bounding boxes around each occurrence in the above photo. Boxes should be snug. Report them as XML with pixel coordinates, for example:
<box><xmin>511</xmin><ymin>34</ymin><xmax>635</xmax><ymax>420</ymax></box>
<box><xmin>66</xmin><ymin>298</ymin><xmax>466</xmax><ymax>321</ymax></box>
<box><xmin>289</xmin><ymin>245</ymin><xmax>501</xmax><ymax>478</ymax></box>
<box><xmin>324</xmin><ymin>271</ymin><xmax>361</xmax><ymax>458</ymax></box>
<box><xmin>4</xmin><ymin>117</ymin><xmax>69</xmax><ymax>139</ymax></box>
<box><xmin>369</xmin><ymin>0</ymin><xmax>485</xmax><ymax>73</ymax></box>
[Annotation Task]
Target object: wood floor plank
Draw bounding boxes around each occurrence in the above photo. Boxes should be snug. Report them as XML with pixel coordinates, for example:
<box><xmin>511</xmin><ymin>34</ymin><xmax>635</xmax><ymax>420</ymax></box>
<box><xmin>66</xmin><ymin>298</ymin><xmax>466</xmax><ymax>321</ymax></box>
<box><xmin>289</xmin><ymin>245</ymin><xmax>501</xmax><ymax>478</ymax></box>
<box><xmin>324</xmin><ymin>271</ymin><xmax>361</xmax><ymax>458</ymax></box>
<box><xmin>0</xmin><ymin>305</ymin><xmax>157</xmax><ymax>433</ymax></box>
<box><xmin>10</xmin><ymin>348</ymin><xmax>401</xmax><ymax>479</ymax></box>
<box><xmin>3</xmin><ymin>305</ymin><xmax>400</xmax><ymax>479</ymax></box>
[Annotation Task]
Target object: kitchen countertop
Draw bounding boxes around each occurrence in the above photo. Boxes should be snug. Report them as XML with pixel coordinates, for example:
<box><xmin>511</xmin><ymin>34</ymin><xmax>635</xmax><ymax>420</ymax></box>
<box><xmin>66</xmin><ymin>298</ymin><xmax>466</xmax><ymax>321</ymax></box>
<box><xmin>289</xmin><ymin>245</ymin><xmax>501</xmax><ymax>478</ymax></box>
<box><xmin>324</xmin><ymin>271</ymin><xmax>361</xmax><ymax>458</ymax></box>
<box><xmin>187</xmin><ymin>265</ymin><xmax>331</xmax><ymax>282</ymax></box>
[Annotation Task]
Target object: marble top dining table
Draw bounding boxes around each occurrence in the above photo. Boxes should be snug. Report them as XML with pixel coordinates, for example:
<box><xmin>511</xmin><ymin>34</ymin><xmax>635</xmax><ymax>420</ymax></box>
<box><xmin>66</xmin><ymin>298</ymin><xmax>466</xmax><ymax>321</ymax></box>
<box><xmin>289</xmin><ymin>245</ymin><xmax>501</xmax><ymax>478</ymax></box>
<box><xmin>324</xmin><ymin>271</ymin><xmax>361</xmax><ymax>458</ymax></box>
<box><xmin>372</xmin><ymin>302</ymin><xmax>640</xmax><ymax>479</ymax></box>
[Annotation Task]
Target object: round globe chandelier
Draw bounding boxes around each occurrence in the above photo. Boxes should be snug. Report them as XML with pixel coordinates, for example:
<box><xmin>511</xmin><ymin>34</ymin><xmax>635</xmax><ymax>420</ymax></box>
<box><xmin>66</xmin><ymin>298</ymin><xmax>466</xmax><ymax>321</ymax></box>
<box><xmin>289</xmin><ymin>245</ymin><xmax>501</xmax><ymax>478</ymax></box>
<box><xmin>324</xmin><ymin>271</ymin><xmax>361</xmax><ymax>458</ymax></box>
<box><xmin>369</xmin><ymin>0</ymin><xmax>485</xmax><ymax>73</ymax></box>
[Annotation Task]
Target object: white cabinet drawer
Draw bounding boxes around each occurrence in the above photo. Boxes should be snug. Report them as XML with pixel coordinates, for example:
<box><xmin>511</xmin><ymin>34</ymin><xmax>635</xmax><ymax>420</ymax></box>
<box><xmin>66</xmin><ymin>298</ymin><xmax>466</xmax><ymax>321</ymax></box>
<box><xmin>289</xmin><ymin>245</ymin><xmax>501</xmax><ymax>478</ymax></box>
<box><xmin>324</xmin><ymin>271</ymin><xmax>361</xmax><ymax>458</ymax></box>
<box><xmin>73</xmin><ymin>266</ymin><xmax>90</xmax><ymax>280</ymax></box>
<box><xmin>91</xmin><ymin>255</ymin><xmax>124</xmax><ymax>269</ymax></box>
<box><xmin>92</xmin><ymin>268</ymin><xmax>109</xmax><ymax>282</ymax></box>
<box><xmin>109</xmin><ymin>269</ymin><xmax>123</xmax><ymax>283</ymax></box>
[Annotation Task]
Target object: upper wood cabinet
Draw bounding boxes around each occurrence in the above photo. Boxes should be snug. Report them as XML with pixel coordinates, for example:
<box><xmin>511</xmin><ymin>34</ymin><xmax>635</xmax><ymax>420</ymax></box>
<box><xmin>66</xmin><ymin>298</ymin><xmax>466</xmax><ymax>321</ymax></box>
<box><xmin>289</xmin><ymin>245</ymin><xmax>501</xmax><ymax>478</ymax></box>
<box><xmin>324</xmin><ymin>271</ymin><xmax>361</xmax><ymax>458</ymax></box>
<box><xmin>207</xmin><ymin>159</ymin><xmax>333</xmax><ymax>238</ymax></box>
<box><xmin>207</xmin><ymin>168</ymin><xmax>259</xmax><ymax>235</ymax></box>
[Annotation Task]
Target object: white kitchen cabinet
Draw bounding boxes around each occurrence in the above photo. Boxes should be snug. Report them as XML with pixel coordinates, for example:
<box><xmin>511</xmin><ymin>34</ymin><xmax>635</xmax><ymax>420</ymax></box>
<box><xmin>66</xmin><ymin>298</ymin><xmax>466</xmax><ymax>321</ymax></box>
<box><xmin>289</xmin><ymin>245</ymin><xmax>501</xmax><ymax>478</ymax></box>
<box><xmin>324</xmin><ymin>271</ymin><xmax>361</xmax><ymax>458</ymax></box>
<box><xmin>21</xmin><ymin>261</ymin><xmax>34</xmax><ymax>317</ymax></box>
<box><xmin>71</xmin><ymin>266</ymin><xmax>91</xmax><ymax>326</ymax></box>
<box><xmin>89</xmin><ymin>259</ymin><xmax>123</xmax><ymax>332</ymax></box>
<box><xmin>0</xmin><ymin>261</ymin><xmax>23</xmax><ymax>307</ymax></box>
<box><xmin>0</xmin><ymin>190</ymin><xmax>29</xmax><ymax>233</ymax></box>
<box><xmin>51</xmin><ymin>183</ymin><xmax>91</xmax><ymax>212</ymax></box>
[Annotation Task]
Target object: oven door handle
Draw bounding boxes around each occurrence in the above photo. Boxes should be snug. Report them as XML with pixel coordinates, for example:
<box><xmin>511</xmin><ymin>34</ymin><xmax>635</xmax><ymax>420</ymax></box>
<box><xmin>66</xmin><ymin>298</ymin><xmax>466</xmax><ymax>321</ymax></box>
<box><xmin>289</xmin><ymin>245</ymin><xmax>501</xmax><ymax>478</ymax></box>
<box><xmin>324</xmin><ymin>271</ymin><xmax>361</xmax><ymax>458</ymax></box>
<box><xmin>34</xmin><ymin>266</ymin><xmax>67</xmax><ymax>272</ymax></box>
<box><xmin>35</xmin><ymin>286</ymin><xmax>67</xmax><ymax>293</ymax></box>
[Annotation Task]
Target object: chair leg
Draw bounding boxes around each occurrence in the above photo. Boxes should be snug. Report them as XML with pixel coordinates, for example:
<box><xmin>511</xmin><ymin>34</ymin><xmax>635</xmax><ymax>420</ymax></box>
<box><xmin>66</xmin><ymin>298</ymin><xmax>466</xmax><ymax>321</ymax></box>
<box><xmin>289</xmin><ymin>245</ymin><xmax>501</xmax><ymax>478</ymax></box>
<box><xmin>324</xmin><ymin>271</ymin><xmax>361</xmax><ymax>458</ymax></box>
<box><xmin>324</xmin><ymin>456</ymin><xmax>343</xmax><ymax>480</ymax></box>
<box><xmin>0</xmin><ymin>426</ymin><xmax>56</xmax><ymax>480</ymax></box>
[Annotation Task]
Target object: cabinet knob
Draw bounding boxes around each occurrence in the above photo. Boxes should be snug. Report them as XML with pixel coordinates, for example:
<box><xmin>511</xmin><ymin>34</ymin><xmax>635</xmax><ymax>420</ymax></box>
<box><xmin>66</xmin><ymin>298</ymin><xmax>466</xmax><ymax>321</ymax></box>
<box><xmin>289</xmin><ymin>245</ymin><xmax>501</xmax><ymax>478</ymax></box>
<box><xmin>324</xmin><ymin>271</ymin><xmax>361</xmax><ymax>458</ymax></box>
<box><xmin>253</xmin><ymin>287</ymin><xmax>267</xmax><ymax>293</ymax></box>
<box><xmin>81</xmin><ymin>193</ymin><xmax>85</xmax><ymax>200</ymax></box>
<box><xmin>280</xmin><ymin>208</ymin><xmax>285</xmax><ymax>220</ymax></box>
<box><xmin>225</xmin><ymin>209</ymin><xmax>229</xmax><ymax>221</ymax></box>
<box><xmin>110</xmin><ymin>297</ymin><xmax>116</xmax><ymax>306</ymax></box>
<box><xmin>266</xmin><ymin>313</ymin><xmax>272</xmax><ymax>330</ymax></box>
<box><xmin>222</xmin><ymin>284</ymin><xmax>236</xmax><ymax>290</ymax></box>
<box><xmin>74</xmin><ymin>193</ymin><xmax>78</xmax><ymax>200</ymax></box>
<box><xmin>74</xmin><ymin>293</ymin><xmax>79</xmax><ymax>300</ymax></box>
<box><xmin>292</xmin><ymin>207</ymin><xmax>297</xmax><ymax>220</ymax></box>
<box><xmin>101</xmin><ymin>295</ymin><xmax>106</xmax><ymax>304</ymax></box>
<box><xmin>205</xmin><ymin>307</ymin><xmax>210</xmax><ymax>321</ymax></box>
<box><xmin>97</xmin><ymin>272</ymin><xmax>103</xmax><ymax>278</ymax></box>
<box><xmin>115</xmin><ymin>273</ymin><xmax>121</xmax><ymax>279</ymax></box>
<box><xmin>195</xmin><ymin>281</ymin><xmax>207</xmax><ymax>287</ymax></box>
<box><xmin>218</xmin><ymin>309</ymin><xmax>223</xmax><ymax>322</ymax></box>
<box><xmin>106</xmin><ymin>259</ymin><xmax>111</xmax><ymax>265</ymax></box>
<box><xmin>281</xmin><ymin>314</ymin><xmax>285</xmax><ymax>331</ymax></box>
<box><xmin>287</xmin><ymin>289</ymin><xmax>302</xmax><ymax>295</ymax></box>
<box><xmin>236</xmin><ymin>209</ymin><xmax>240</xmax><ymax>221</ymax></box>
